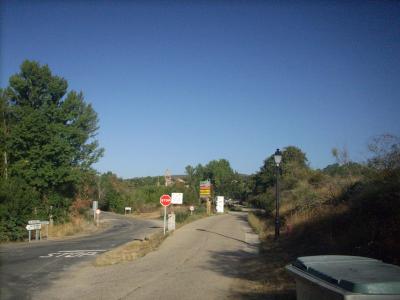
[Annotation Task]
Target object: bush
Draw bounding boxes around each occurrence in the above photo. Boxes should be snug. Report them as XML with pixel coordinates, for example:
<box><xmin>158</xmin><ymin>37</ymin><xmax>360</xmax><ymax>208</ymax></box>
<box><xmin>248</xmin><ymin>192</ymin><xmax>275</xmax><ymax>213</ymax></box>
<box><xmin>0</xmin><ymin>178</ymin><xmax>40</xmax><ymax>241</ymax></box>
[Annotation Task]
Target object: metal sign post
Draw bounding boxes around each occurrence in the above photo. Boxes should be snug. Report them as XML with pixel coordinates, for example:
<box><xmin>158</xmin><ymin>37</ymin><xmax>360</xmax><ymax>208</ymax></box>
<box><xmin>160</xmin><ymin>195</ymin><xmax>172</xmax><ymax>235</ymax></box>
<box><xmin>164</xmin><ymin>206</ymin><xmax>167</xmax><ymax>235</ymax></box>
<box><xmin>26</xmin><ymin>222</ymin><xmax>42</xmax><ymax>242</ymax></box>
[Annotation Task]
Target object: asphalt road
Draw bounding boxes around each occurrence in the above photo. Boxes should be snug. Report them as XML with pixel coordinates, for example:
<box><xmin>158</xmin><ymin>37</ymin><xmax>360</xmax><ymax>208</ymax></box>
<box><xmin>34</xmin><ymin>212</ymin><xmax>260</xmax><ymax>300</ymax></box>
<box><xmin>0</xmin><ymin>212</ymin><xmax>163</xmax><ymax>300</ymax></box>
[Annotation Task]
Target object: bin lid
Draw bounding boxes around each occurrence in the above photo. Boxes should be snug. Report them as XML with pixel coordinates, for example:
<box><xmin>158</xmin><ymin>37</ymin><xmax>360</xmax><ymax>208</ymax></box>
<box><xmin>292</xmin><ymin>255</ymin><xmax>400</xmax><ymax>295</ymax></box>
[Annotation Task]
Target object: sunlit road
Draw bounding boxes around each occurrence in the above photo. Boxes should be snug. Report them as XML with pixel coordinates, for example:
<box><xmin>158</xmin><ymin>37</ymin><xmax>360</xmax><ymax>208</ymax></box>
<box><xmin>35</xmin><ymin>212</ymin><xmax>260</xmax><ymax>300</ymax></box>
<box><xmin>0</xmin><ymin>212</ymin><xmax>163</xmax><ymax>300</ymax></box>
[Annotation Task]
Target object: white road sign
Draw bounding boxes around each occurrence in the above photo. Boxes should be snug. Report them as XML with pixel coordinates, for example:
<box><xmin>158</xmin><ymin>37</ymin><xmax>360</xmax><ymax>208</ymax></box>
<box><xmin>28</xmin><ymin>220</ymin><xmax>40</xmax><ymax>224</ymax></box>
<box><xmin>216</xmin><ymin>196</ymin><xmax>224</xmax><ymax>213</ymax></box>
<box><xmin>171</xmin><ymin>193</ymin><xmax>183</xmax><ymax>204</ymax></box>
<box><xmin>26</xmin><ymin>224</ymin><xmax>41</xmax><ymax>230</ymax></box>
<box><xmin>40</xmin><ymin>221</ymin><xmax>50</xmax><ymax>225</ymax></box>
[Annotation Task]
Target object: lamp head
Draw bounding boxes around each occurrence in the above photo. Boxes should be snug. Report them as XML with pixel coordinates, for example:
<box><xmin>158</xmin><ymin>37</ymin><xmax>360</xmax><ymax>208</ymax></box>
<box><xmin>274</xmin><ymin>149</ymin><xmax>282</xmax><ymax>166</ymax></box>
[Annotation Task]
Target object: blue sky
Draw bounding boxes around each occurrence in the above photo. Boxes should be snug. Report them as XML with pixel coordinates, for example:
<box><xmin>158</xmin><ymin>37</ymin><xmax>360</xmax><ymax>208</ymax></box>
<box><xmin>1</xmin><ymin>1</ymin><xmax>400</xmax><ymax>178</ymax></box>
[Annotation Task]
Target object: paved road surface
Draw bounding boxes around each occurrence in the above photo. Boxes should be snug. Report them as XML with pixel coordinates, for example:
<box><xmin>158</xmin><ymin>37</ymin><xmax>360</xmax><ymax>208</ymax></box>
<box><xmin>0</xmin><ymin>212</ymin><xmax>163</xmax><ymax>300</ymax></box>
<box><xmin>35</xmin><ymin>212</ymin><xmax>259</xmax><ymax>300</ymax></box>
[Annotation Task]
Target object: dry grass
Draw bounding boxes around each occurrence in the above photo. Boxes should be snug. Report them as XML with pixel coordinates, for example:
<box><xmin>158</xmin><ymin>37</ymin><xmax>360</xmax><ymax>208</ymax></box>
<box><xmin>286</xmin><ymin>204</ymin><xmax>348</xmax><ymax>228</ymax></box>
<box><xmin>47</xmin><ymin>216</ymin><xmax>98</xmax><ymax>238</ymax></box>
<box><xmin>238</xmin><ymin>172</ymin><xmax>400</xmax><ymax>298</ymax></box>
<box><xmin>248</xmin><ymin>212</ymin><xmax>270</xmax><ymax>238</ymax></box>
<box><xmin>94</xmin><ymin>231</ymin><xmax>165</xmax><ymax>266</ymax></box>
<box><xmin>241</xmin><ymin>203</ymin><xmax>351</xmax><ymax>299</ymax></box>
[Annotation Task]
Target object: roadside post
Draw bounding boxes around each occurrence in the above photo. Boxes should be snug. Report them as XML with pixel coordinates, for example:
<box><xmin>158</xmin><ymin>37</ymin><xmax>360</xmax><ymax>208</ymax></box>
<box><xmin>124</xmin><ymin>207</ymin><xmax>132</xmax><ymax>215</ymax></box>
<box><xmin>95</xmin><ymin>208</ymin><xmax>100</xmax><ymax>227</ymax></box>
<box><xmin>160</xmin><ymin>194</ymin><xmax>172</xmax><ymax>235</ymax></box>
<box><xmin>169</xmin><ymin>193</ymin><xmax>182</xmax><ymax>231</ymax></box>
<box><xmin>92</xmin><ymin>201</ymin><xmax>98</xmax><ymax>221</ymax></box>
<box><xmin>168</xmin><ymin>213</ymin><xmax>176</xmax><ymax>231</ymax></box>
<box><xmin>206</xmin><ymin>198</ymin><xmax>211</xmax><ymax>215</ymax></box>
<box><xmin>190</xmin><ymin>205</ymin><xmax>194</xmax><ymax>215</ymax></box>
<box><xmin>49</xmin><ymin>205</ymin><xmax>53</xmax><ymax>227</ymax></box>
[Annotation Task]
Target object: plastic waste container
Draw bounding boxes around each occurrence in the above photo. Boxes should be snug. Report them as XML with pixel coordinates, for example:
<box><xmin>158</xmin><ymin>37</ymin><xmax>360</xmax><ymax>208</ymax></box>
<box><xmin>286</xmin><ymin>255</ymin><xmax>400</xmax><ymax>300</ymax></box>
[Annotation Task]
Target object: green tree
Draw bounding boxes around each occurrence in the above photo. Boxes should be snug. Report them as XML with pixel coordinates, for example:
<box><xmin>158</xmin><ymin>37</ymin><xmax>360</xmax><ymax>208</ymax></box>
<box><xmin>184</xmin><ymin>160</ymin><xmax>250</xmax><ymax>200</ymax></box>
<box><xmin>204</xmin><ymin>159</ymin><xmax>234</xmax><ymax>195</ymax></box>
<box><xmin>323</xmin><ymin>162</ymin><xmax>366</xmax><ymax>177</ymax></box>
<box><xmin>5</xmin><ymin>60</ymin><xmax>104</xmax><ymax>197</ymax></box>
<box><xmin>253</xmin><ymin>146</ymin><xmax>309</xmax><ymax>193</ymax></box>
<box><xmin>250</xmin><ymin>146</ymin><xmax>310</xmax><ymax>208</ymax></box>
<box><xmin>185</xmin><ymin>165</ymin><xmax>196</xmax><ymax>188</ymax></box>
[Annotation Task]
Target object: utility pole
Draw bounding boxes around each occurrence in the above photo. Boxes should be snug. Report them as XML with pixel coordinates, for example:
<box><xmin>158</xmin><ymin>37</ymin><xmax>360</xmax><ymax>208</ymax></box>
<box><xmin>274</xmin><ymin>149</ymin><xmax>282</xmax><ymax>241</ymax></box>
<box><xmin>2</xmin><ymin>106</ymin><xmax>8</xmax><ymax>180</ymax></box>
<box><xmin>275</xmin><ymin>164</ymin><xmax>280</xmax><ymax>240</ymax></box>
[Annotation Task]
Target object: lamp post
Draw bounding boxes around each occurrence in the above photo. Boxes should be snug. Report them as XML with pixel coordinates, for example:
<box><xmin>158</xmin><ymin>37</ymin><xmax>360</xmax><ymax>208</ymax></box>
<box><xmin>274</xmin><ymin>149</ymin><xmax>282</xmax><ymax>241</ymax></box>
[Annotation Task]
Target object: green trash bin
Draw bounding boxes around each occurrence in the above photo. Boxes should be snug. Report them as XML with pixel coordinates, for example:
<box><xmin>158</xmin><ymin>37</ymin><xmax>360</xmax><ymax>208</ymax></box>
<box><xmin>286</xmin><ymin>255</ymin><xmax>400</xmax><ymax>300</ymax></box>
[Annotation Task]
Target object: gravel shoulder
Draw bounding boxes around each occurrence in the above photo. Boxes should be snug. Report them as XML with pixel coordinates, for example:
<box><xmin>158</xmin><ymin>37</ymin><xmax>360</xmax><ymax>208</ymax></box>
<box><xmin>34</xmin><ymin>212</ymin><xmax>260</xmax><ymax>300</ymax></box>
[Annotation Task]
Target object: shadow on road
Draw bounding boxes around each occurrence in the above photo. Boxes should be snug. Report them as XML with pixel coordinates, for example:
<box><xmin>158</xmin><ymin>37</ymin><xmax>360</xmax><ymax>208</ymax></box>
<box><xmin>204</xmin><ymin>247</ymin><xmax>296</xmax><ymax>299</ymax></box>
<box><xmin>199</xmin><ymin>213</ymin><xmax>296</xmax><ymax>300</ymax></box>
<box><xmin>196</xmin><ymin>228</ymin><xmax>251</xmax><ymax>245</ymax></box>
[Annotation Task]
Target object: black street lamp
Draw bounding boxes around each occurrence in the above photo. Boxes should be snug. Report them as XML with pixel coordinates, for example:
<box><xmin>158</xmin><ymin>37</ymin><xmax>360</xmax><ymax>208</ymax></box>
<box><xmin>274</xmin><ymin>148</ymin><xmax>282</xmax><ymax>241</ymax></box>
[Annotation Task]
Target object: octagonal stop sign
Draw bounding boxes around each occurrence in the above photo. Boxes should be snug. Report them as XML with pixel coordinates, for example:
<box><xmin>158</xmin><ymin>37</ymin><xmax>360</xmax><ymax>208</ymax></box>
<box><xmin>160</xmin><ymin>194</ymin><xmax>172</xmax><ymax>207</ymax></box>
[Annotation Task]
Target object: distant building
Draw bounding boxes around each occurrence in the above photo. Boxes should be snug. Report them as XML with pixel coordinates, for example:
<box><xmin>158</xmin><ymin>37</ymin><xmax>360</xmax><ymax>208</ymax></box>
<box><xmin>175</xmin><ymin>178</ymin><xmax>185</xmax><ymax>184</ymax></box>
<box><xmin>164</xmin><ymin>169</ymin><xmax>186</xmax><ymax>187</ymax></box>
<box><xmin>165</xmin><ymin>169</ymin><xmax>172</xmax><ymax>187</ymax></box>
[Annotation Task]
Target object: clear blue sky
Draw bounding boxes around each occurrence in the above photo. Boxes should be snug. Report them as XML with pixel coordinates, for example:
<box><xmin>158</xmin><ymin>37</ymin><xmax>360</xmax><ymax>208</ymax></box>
<box><xmin>1</xmin><ymin>1</ymin><xmax>400</xmax><ymax>178</ymax></box>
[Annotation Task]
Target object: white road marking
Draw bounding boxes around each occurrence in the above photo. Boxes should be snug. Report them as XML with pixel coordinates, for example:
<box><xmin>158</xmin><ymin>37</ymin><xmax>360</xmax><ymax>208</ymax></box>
<box><xmin>40</xmin><ymin>249</ymin><xmax>107</xmax><ymax>258</ymax></box>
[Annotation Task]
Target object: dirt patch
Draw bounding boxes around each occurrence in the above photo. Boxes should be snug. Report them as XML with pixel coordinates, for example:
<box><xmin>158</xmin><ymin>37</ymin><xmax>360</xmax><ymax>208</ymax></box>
<box><xmin>129</xmin><ymin>210</ymin><xmax>162</xmax><ymax>219</ymax></box>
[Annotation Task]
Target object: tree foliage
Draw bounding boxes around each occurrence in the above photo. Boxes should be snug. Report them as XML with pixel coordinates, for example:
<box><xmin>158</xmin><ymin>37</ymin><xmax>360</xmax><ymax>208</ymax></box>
<box><xmin>5</xmin><ymin>61</ymin><xmax>103</xmax><ymax>195</ymax></box>
<box><xmin>0</xmin><ymin>60</ymin><xmax>103</xmax><ymax>240</ymax></box>
<box><xmin>184</xmin><ymin>159</ymin><xmax>246</xmax><ymax>200</ymax></box>
<box><xmin>252</xmin><ymin>146</ymin><xmax>309</xmax><ymax>198</ymax></box>
<box><xmin>368</xmin><ymin>134</ymin><xmax>400</xmax><ymax>171</ymax></box>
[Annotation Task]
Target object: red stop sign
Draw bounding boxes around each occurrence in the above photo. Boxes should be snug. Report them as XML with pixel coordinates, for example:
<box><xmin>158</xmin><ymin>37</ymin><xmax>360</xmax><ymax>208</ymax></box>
<box><xmin>160</xmin><ymin>194</ymin><xmax>171</xmax><ymax>207</ymax></box>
